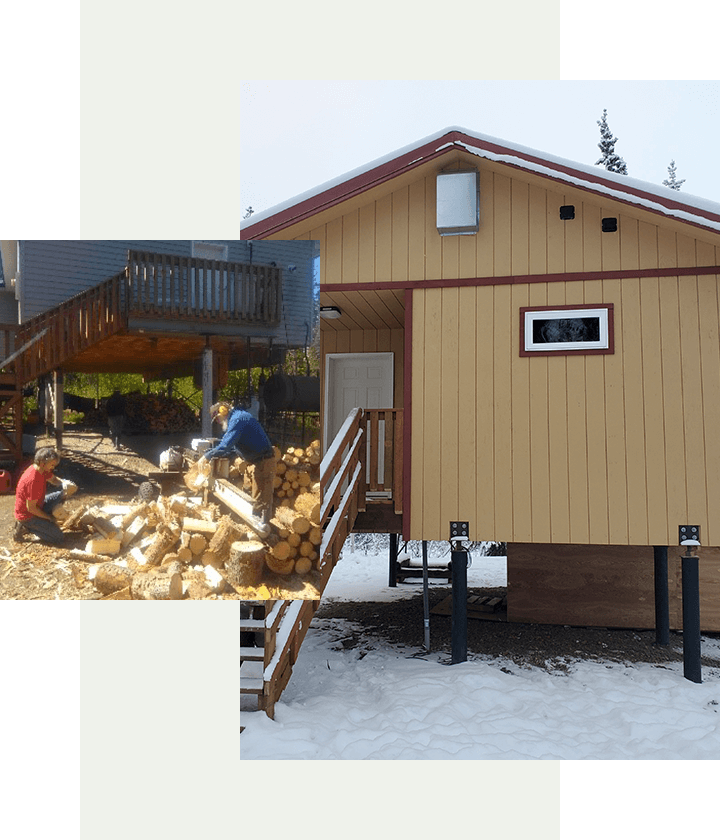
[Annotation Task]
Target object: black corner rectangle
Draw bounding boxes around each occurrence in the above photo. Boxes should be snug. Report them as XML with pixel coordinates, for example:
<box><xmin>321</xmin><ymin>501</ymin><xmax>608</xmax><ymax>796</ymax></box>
<box><xmin>679</xmin><ymin>525</ymin><xmax>701</xmax><ymax>544</ymax></box>
<box><xmin>450</xmin><ymin>521</ymin><xmax>469</xmax><ymax>539</ymax></box>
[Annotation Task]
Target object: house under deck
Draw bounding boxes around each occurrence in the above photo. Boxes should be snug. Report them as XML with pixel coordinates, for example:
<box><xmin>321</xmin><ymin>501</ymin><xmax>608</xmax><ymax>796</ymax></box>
<box><xmin>0</xmin><ymin>251</ymin><xmax>284</xmax><ymax>463</ymax></box>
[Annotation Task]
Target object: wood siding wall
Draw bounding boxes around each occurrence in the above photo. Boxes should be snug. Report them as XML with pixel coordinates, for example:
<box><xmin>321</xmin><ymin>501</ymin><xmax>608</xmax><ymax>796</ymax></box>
<box><xmin>286</xmin><ymin>158</ymin><xmax>720</xmax><ymax>546</ymax></box>
<box><xmin>410</xmin><ymin>273</ymin><xmax>720</xmax><ymax>546</ymax></box>
<box><xmin>284</xmin><ymin>162</ymin><xmax>720</xmax><ymax>285</ymax></box>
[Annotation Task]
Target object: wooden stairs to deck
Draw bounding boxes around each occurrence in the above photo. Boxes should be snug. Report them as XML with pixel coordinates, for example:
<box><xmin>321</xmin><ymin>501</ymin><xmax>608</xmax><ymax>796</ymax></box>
<box><xmin>240</xmin><ymin>407</ymin><xmax>404</xmax><ymax>720</ymax></box>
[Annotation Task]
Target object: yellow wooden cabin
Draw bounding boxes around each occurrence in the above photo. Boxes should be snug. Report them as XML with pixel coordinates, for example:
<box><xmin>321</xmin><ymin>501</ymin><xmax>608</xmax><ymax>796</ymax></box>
<box><xmin>241</xmin><ymin>127</ymin><xmax>720</xmax><ymax>632</ymax></box>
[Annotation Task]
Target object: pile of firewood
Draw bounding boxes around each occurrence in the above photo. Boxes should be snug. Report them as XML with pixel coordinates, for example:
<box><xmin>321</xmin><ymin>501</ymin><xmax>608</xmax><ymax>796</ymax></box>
<box><xmin>59</xmin><ymin>441</ymin><xmax>321</xmax><ymax>599</ymax></box>
<box><xmin>266</xmin><ymin>440</ymin><xmax>321</xmax><ymax>577</ymax></box>
<box><xmin>78</xmin><ymin>393</ymin><xmax>200</xmax><ymax>434</ymax></box>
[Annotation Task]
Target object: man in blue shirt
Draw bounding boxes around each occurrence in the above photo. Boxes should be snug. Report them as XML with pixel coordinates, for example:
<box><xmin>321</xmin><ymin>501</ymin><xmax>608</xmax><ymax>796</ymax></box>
<box><xmin>201</xmin><ymin>402</ymin><xmax>276</xmax><ymax>525</ymax></box>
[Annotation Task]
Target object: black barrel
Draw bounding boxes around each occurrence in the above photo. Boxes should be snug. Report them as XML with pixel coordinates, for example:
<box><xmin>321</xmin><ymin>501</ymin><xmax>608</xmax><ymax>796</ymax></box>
<box><xmin>262</xmin><ymin>374</ymin><xmax>320</xmax><ymax>412</ymax></box>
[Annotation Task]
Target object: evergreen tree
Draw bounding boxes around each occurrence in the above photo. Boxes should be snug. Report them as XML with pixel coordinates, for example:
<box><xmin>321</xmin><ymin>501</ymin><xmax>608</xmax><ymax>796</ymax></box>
<box><xmin>595</xmin><ymin>109</ymin><xmax>628</xmax><ymax>174</ymax></box>
<box><xmin>663</xmin><ymin>160</ymin><xmax>685</xmax><ymax>190</ymax></box>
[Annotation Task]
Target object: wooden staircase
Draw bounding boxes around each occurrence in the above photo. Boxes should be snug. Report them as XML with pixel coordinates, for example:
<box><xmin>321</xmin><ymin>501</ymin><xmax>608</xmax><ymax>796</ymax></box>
<box><xmin>240</xmin><ymin>407</ymin><xmax>405</xmax><ymax>719</ymax></box>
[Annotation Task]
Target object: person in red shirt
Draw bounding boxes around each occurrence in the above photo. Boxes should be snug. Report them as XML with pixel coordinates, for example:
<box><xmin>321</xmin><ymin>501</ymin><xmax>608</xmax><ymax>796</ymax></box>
<box><xmin>14</xmin><ymin>446</ymin><xmax>73</xmax><ymax>546</ymax></box>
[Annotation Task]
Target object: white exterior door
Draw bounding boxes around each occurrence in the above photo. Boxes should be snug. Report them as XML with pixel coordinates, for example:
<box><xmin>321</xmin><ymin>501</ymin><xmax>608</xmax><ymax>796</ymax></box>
<box><xmin>324</xmin><ymin>353</ymin><xmax>394</xmax><ymax>487</ymax></box>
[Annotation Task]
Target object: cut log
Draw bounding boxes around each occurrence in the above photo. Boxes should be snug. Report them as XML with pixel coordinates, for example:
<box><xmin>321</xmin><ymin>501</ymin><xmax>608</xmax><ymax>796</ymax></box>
<box><xmin>85</xmin><ymin>538</ymin><xmax>121</xmax><ymax>556</ymax></box>
<box><xmin>60</xmin><ymin>506</ymin><xmax>86</xmax><ymax>531</ymax></box>
<box><xmin>200</xmin><ymin>550</ymin><xmax>222</xmax><ymax>569</ymax></box>
<box><xmin>265</xmin><ymin>553</ymin><xmax>295</xmax><ymax>576</ymax></box>
<box><xmin>182</xmin><ymin>517</ymin><xmax>218</xmax><ymax>534</ymax></box>
<box><xmin>94</xmin><ymin>563</ymin><xmax>134</xmax><ymax>595</ymax></box>
<box><xmin>298</xmin><ymin>540</ymin><xmax>314</xmax><ymax>557</ymax></box>
<box><xmin>131</xmin><ymin>570</ymin><xmax>183</xmax><ymax>600</ymax></box>
<box><xmin>188</xmin><ymin>534</ymin><xmax>208</xmax><ymax>555</ymax></box>
<box><xmin>143</xmin><ymin>526</ymin><xmax>180</xmax><ymax>567</ymax></box>
<box><xmin>225</xmin><ymin>540</ymin><xmax>267</xmax><ymax>587</ymax></box>
<box><xmin>293</xmin><ymin>492</ymin><xmax>320</xmax><ymax>524</ymax></box>
<box><xmin>294</xmin><ymin>557</ymin><xmax>312</xmax><ymax>575</ymax></box>
<box><xmin>70</xmin><ymin>549</ymin><xmax>123</xmax><ymax>564</ymax></box>
<box><xmin>206</xmin><ymin>515</ymin><xmax>245</xmax><ymax>563</ymax></box>
<box><xmin>308</xmin><ymin>526</ymin><xmax>322</xmax><ymax>546</ymax></box>
<box><xmin>119</xmin><ymin>503</ymin><xmax>149</xmax><ymax>529</ymax></box>
<box><xmin>269</xmin><ymin>540</ymin><xmax>295</xmax><ymax>562</ymax></box>
<box><xmin>177</xmin><ymin>546</ymin><xmax>193</xmax><ymax>563</ymax></box>
<box><xmin>274</xmin><ymin>505</ymin><xmax>311</xmax><ymax>535</ymax></box>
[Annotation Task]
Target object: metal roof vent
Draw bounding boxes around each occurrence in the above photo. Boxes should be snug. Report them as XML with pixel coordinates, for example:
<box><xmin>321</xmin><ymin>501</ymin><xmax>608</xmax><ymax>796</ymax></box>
<box><xmin>436</xmin><ymin>170</ymin><xmax>479</xmax><ymax>236</ymax></box>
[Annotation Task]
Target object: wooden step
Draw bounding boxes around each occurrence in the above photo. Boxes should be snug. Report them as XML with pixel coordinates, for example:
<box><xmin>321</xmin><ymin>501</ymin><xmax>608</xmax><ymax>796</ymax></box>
<box><xmin>240</xmin><ymin>646</ymin><xmax>264</xmax><ymax>660</ymax></box>
<box><xmin>240</xmin><ymin>678</ymin><xmax>264</xmax><ymax>695</ymax></box>
<box><xmin>239</xmin><ymin>619</ymin><xmax>265</xmax><ymax>631</ymax></box>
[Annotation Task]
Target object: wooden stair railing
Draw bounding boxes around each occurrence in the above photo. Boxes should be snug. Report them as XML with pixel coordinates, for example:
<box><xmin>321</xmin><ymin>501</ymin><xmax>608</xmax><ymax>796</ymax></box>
<box><xmin>12</xmin><ymin>269</ymin><xmax>128</xmax><ymax>386</ymax></box>
<box><xmin>240</xmin><ymin>408</ymin><xmax>370</xmax><ymax>721</ymax></box>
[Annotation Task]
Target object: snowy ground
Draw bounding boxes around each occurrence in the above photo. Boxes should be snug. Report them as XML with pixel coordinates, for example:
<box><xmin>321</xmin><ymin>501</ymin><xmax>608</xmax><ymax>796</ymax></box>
<box><xmin>240</xmin><ymin>541</ymin><xmax>720</xmax><ymax>760</ymax></box>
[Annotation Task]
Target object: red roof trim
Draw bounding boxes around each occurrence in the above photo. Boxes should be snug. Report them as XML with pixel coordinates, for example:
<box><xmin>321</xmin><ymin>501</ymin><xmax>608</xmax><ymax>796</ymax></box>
<box><xmin>243</xmin><ymin>129</ymin><xmax>720</xmax><ymax>239</ymax></box>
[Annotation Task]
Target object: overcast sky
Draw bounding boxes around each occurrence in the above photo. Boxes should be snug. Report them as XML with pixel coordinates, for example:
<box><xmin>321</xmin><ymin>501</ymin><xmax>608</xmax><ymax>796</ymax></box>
<box><xmin>241</xmin><ymin>81</ymin><xmax>720</xmax><ymax>218</ymax></box>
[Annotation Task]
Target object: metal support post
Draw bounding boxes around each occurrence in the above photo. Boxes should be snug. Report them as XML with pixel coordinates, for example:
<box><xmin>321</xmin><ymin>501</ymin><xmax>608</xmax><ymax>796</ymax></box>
<box><xmin>388</xmin><ymin>533</ymin><xmax>398</xmax><ymax>587</ymax></box>
<box><xmin>682</xmin><ymin>551</ymin><xmax>702</xmax><ymax>683</ymax></box>
<box><xmin>653</xmin><ymin>546</ymin><xmax>670</xmax><ymax>646</ymax></box>
<box><xmin>422</xmin><ymin>540</ymin><xmax>430</xmax><ymax>651</ymax></box>
<box><xmin>451</xmin><ymin>545</ymin><xmax>468</xmax><ymax>664</ymax></box>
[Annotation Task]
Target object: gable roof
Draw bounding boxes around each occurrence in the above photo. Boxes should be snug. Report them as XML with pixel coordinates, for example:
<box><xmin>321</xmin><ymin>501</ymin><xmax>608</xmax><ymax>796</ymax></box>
<box><xmin>241</xmin><ymin>126</ymin><xmax>720</xmax><ymax>239</ymax></box>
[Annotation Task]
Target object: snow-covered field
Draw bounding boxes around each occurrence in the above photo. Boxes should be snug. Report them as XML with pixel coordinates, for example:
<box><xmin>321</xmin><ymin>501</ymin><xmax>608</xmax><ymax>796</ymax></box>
<box><xmin>240</xmin><ymin>542</ymin><xmax>720</xmax><ymax>760</ymax></box>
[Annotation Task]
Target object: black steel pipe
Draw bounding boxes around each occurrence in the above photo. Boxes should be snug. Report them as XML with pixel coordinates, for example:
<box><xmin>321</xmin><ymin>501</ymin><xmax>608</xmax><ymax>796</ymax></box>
<box><xmin>681</xmin><ymin>553</ymin><xmax>702</xmax><ymax>683</ymax></box>
<box><xmin>422</xmin><ymin>540</ymin><xmax>430</xmax><ymax>651</ymax></box>
<box><xmin>451</xmin><ymin>548</ymin><xmax>468</xmax><ymax>664</ymax></box>
<box><xmin>388</xmin><ymin>533</ymin><xmax>398</xmax><ymax>587</ymax></box>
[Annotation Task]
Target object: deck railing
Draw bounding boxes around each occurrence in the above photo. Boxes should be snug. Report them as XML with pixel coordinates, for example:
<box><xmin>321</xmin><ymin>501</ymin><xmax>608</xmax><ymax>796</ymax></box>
<box><xmin>364</xmin><ymin>408</ymin><xmax>403</xmax><ymax>514</ymax></box>
<box><xmin>127</xmin><ymin>251</ymin><xmax>282</xmax><ymax>325</ymax></box>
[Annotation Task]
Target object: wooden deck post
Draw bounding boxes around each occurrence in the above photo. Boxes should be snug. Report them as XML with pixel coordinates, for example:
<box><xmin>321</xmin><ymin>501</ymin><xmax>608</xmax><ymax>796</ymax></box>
<box><xmin>53</xmin><ymin>369</ymin><xmax>64</xmax><ymax>450</ymax></box>
<box><xmin>201</xmin><ymin>340</ymin><xmax>213</xmax><ymax>437</ymax></box>
<box><xmin>388</xmin><ymin>532</ymin><xmax>398</xmax><ymax>587</ymax></box>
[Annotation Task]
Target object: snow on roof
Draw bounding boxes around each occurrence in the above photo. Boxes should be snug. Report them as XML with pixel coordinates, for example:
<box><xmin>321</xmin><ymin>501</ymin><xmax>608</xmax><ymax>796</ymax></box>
<box><xmin>241</xmin><ymin>126</ymin><xmax>720</xmax><ymax>237</ymax></box>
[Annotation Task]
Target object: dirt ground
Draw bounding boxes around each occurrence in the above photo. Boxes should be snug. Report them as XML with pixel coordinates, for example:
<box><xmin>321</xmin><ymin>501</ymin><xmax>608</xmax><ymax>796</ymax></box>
<box><xmin>0</xmin><ymin>427</ymin><xmax>187</xmax><ymax>599</ymax></box>
<box><xmin>0</xmin><ymin>426</ymin><xmax>320</xmax><ymax>600</ymax></box>
<box><xmin>315</xmin><ymin>588</ymin><xmax>720</xmax><ymax>673</ymax></box>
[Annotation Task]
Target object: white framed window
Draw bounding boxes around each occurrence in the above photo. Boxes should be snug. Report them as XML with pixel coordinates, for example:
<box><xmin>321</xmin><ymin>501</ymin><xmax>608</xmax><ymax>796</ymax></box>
<box><xmin>191</xmin><ymin>241</ymin><xmax>228</xmax><ymax>262</ymax></box>
<box><xmin>520</xmin><ymin>304</ymin><xmax>614</xmax><ymax>356</ymax></box>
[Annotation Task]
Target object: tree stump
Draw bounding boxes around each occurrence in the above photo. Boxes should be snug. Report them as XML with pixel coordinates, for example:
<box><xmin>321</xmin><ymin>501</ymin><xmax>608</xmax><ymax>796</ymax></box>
<box><xmin>225</xmin><ymin>540</ymin><xmax>266</xmax><ymax>587</ymax></box>
<box><xmin>131</xmin><ymin>570</ymin><xmax>183</xmax><ymax>600</ymax></box>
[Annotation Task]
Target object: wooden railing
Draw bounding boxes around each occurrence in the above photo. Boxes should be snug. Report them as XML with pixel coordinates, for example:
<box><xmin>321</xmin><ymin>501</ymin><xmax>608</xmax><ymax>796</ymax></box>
<box><xmin>127</xmin><ymin>251</ymin><xmax>282</xmax><ymax>325</ymax></box>
<box><xmin>320</xmin><ymin>407</ymin><xmax>366</xmax><ymax>573</ymax></box>
<box><xmin>242</xmin><ymin>407</ymin><xmax>404</xmax><ymax>719</ymax></box>
<box><xmin>364</xmin><ymin>408</ymin><xmax>403</xmax><ymax>514</ymax></box>
<box><xmin>240</xmin><ymin>599</ymin><xmax>319</xmax><ymax>720</ymax></box>
<box><xmin>13</xmin><ymin>271</ymin><xmax>126</xmax><ymax>385</ymax></box>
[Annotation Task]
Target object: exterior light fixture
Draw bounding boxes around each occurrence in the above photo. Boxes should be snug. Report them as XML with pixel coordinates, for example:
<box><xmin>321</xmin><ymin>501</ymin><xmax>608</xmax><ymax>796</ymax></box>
<box><xmin>320</xmin><ymin>306</ymin><xmax>342</xmax><ymax>319</ymax></box>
